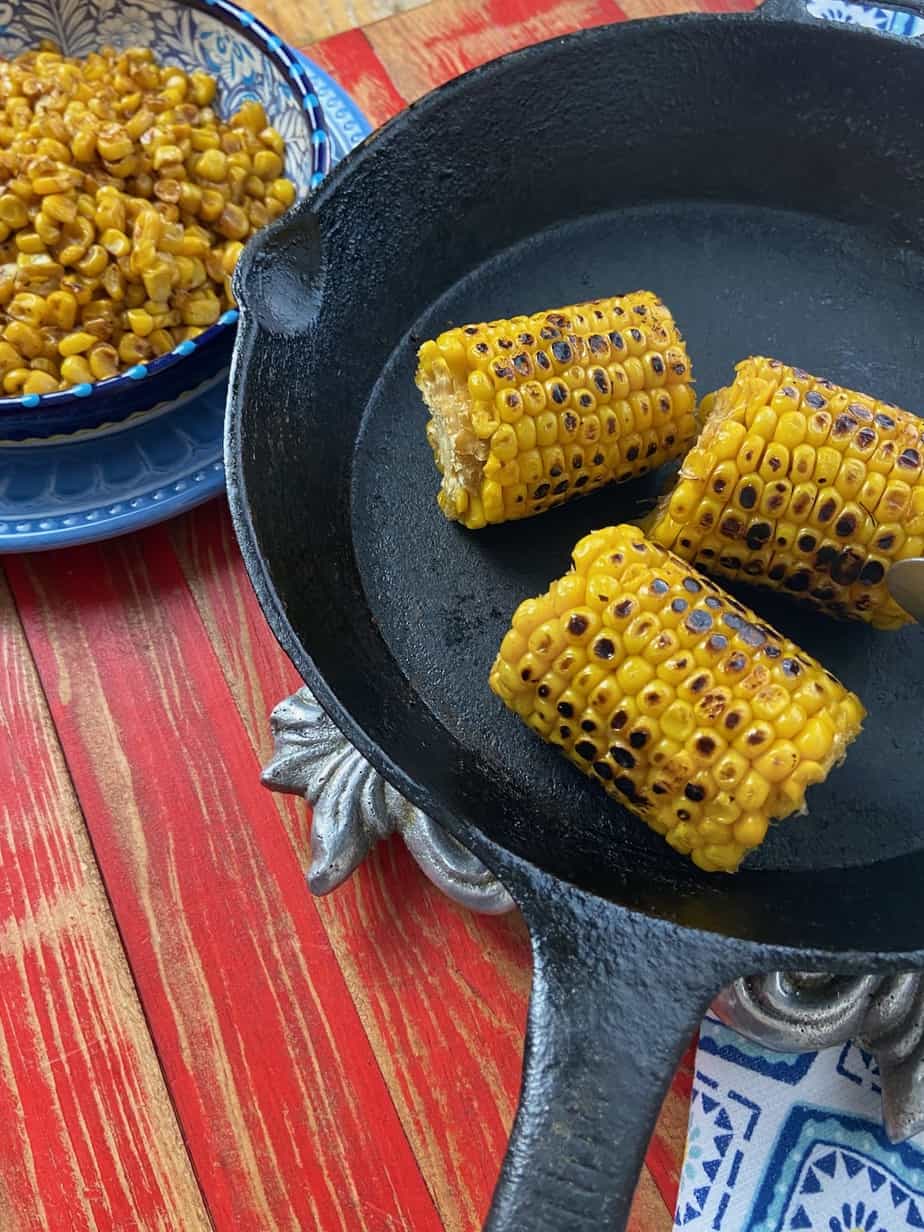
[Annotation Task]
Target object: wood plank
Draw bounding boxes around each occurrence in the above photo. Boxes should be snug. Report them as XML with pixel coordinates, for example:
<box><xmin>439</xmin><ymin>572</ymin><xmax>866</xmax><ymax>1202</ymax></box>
<box><xmin>249</xmin><ymin>0</ymin><xmax>431</xmax><ymax>51</ymax></box>
<box><xmin>365</xmin><ymin>0</ymin><xmax>625</xmax><ymax>101</ymax></box>
<box><xmin>0</xmin><ymin>571</ymin><xmax>211</xmax><ymax>1232</ymax></box>
<box><xmin>171</xmin><ymin>500</ymin><xmax>532</xmax><ymax>1231</ymax></box>
<box><xmin>171</xmin><ymin>499</ymin><xmax>681</xmax><ymax>1230</ymax></box>
<box><xmin>304</xmin><ymin>27</ymin><xmax>407</xmax><ymax>128</ymax></box>
<box><xmin>5</xmin><ymin>538</ymin><xmax>442</xmax><ymax>1232</ymax></box>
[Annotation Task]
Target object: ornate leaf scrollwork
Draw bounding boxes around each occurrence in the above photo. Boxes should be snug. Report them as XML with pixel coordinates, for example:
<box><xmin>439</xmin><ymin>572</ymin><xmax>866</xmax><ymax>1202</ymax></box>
<box><xmin>262</xmin><ymin>688</ymin><xmax>514</xmax><ymax>914</ymax></box>
<box><xmin>716</xmin><ymin>970</ymin><xmax>924</xmax><ymax>1142</ymax></box>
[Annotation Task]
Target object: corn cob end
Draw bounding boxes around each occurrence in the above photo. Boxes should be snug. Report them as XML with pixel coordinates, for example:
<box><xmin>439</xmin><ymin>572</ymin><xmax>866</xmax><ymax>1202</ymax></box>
<box><xmin>417</xmin><ymin>293</ymin><xmax>697</xmax><ymax>530</ymax></box>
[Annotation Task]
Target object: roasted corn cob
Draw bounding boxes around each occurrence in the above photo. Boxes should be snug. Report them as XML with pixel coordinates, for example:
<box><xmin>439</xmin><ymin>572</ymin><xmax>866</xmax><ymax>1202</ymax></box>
<box><xmin>489</xmin><ymin>525</ymin><xmax>864</xmax><ymax>872</ymax></box>
<box><xmin>650</xmin><ymin>357</ymin><xmax>924</xmax><ymax>628</ymax></box>
<box><xmin>417</xmin><ymin>292</ymin><xmax>697</xmax><ymax>529</ymax></box>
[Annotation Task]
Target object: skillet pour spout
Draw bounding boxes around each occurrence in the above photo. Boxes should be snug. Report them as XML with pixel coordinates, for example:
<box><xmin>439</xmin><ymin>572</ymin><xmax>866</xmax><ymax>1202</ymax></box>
<box><xmin>227</xmin><ymin>0</ymin><xmax>924</xmax><ymax>1223</ymax></box>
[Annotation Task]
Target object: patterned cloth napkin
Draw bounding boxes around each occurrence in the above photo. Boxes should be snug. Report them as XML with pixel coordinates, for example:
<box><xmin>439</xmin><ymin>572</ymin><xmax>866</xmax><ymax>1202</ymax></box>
<box><xmin>675</xmin><ymin>1013</ymin><xmax>924</xmax><ymax>1230</ymax></box>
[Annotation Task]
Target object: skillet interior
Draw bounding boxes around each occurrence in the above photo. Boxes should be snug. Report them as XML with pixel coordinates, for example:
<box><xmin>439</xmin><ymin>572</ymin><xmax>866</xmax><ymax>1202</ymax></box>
<box><xmin>231</xmin><ymin>13</ymin><xmax>924</xmax><ymax>956</ymax></box>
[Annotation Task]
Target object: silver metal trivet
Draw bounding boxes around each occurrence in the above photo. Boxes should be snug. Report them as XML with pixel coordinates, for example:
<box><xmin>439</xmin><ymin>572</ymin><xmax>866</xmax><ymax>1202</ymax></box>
<box><xmin>263</xmin><ymin>687</ymin><xmax>924</xmax><ymax>1141</ymax></box>
<box><xmin>262</xmin><ymin>688</ymin><xmax>513</xmax><ymax>914</ymax></box>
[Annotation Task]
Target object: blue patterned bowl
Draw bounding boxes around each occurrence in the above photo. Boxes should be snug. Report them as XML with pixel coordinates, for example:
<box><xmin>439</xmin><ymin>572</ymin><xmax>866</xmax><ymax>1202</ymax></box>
<box><xmin>0</xmin><ymin>0</ymin><xmax>328</xmax><ymax>442</ymax></box>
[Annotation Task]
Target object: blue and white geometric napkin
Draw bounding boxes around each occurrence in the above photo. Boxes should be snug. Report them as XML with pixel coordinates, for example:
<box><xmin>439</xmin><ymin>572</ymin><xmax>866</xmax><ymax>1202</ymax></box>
<box><xmin>676</xmin><ymin>1013</ymin><xmax>924</xmax><ymax>1230</ymax></box>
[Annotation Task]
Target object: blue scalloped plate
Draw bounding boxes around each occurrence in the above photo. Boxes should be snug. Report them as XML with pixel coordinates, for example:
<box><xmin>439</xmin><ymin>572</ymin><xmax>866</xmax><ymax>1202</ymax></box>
<box><xmin>0</xmin><ymin>52</ymin><xmax>371</xmax><ymax>553</ymax></box>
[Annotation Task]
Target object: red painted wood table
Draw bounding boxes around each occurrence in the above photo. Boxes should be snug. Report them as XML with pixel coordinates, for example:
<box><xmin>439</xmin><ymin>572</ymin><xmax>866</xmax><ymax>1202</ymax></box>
<box><xmin>0</xmin><ymin>0</ymin><xmax>750</xmax><ymax>1226</ymax></box>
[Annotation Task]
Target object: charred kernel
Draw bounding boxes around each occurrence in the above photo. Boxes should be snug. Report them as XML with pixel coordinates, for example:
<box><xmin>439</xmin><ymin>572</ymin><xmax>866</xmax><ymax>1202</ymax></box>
<box><xmin>557</xmin><ymin>701</ymin><xmax>574</xmax><ymax>717</ymax></box>
<box><xmin>551</xmin><ymin>340</ymin><xmax>572</xmax><ymax>364</ymax></box>
<box><xmin>553</xmin><ymin>480</ymin><xmax>569</xmax><ymax>494</ymax></box>
<box><xmin>594</xmin><ymin>761</ymin><xmax>613</xmax><ymax>779</ymax></box>
<box><xmin>875</xmin><ymin>412</ymin><xmax>895</xmax><ymax>429</ymax></box>
<box><xmin>559</xmin><ymin>725</ymin><xmax>571</xmax><ymax>738</ymax></box>
<box><xmin>534</xmin><ymin>483</ymin><xmax>550</xmax><ymax>498</ymax></box>
<box><xmin>610</xmin><ymin>745</ymin><xmax>635</xmax><ymax>769</ymax></box>
<box><xmin>651</xmin><ymin>782</ymin><xmax>667</xmax><ymax>794</ymax></box>
<box><xmin>899</xmin><ymin>448</ymin><xmax>922</xmax><ymax>469</ymax></box>
<box><xmin>567</xmin><ymin>614</ymin><xmax>589</xmax><ymax>635</ymax></box>
<box><xmin>739</xmin><ymin>624</ymin><xmax>767</xmax><ymax>647</ymax></box>
<box><xmin>739</xmin><ymin>484</ymin><xmax>757</xmax><ymax>509</ymax></box>
<box><xmin>685</xmin><ymin>610</ymin><xmax>713</xmax><ymax>633</ymax></box>
<box><xmin>835</xmin><ymin>513</ymin><xmax>857</xmax><ymax>537</ymax></box>
<box><xmin>537</xmin><ymin>684</ymin><xmax>550</xmax><ymax>698</ymax></box>
<box><xmin>540</xmin><ymin>325</ymin><xmax>560</xmax><ymax>339</ymax></box>
<box><xmin>797</xmin><ymin>533</ymin><xmax>817</xmax><ymax>551</ymax></box>
<box><xmin>651</xmin><ymin>578</ymin><xmax>670</xmax><ymax>595</ymax></box>
<box><xmin>608</xmin><ymin>331</ymin><xmax>625</xmax><ymax>349</ymax></box>
<box><xmin>720</xmin><ymin>516</ymin><xmax>744</xmax><ymax>538</ymax></box>
<box><xmin>651</xmin><ymin>355</ymin><xmax>664</xmax><ymax>374</ymax></box>
<box><xmin>574</xmin><ymin>475</ymin><xmax>589</xmax><ymax>487</ymax></box>
<box><xmin>763</xmin><ymin>644</ymin><xmax>781</xmax><ymax>658</ymax></box>
<box><xmin>578</xmin><ymin>393</ymin><xmax>593</xmax><ymax>409</ymax></box>
<box><xmin>614</xmin><ymin>599</ymin><xmax>635</xmax><ymax>618</ymax></box>
<box><xmin>592</xmin><ymin>452</ymin><xmax>605</xmax><ymax>466</ymax></box>
<box><xmin>671</xmin><ymin>597</ymin><xmax>688</xmax><ymax>613</ymax></box>
<box><xmin>706</xmin><ymin>633</ymin><xmax>729</xmax><ymax>652</ymax></box>
<box><xmin>629</xmin><ymin>328</ymin><xmax>643</xmax><ymax>343</ymax></box>
<box><xmin>550</xmin><ymin>382</ymin><xmax>569</xmax><ymax>404</ymax></box>
<box><xmin>804</xmin><ymin>391</ymin><xmax>826</xmax><ymax>408</ymax></box>
<box><xmin>768</xmin><ymin>564</ymin><xmax>786</xmax><ymax>581</ymax></box>
<box><xmin>626</xmin><ymin>445</ymin><xmax>639</xmax><ymax>461</ymax></box>
<box><xmin>521</xmin><ymin>667</ymin><xmax>532</xmax><ymax>680</ymax></box>
<box><xmin>684</xmin><ymin>783</ymin><xmax>706</xmax><ymax>802</ymax></box>
<box><xmin>574</xmin><ymin>740</ymin><xmax>596</xmax><ymax>759</ymax></box>
<box><xmin>705</xmin><ymin>596</ymin><xmax>722</xmax><ymax>608</ymax></box>
<box><xmin>859</xmin><ymin>559</ymin><xmax>885</xmax><ymax>585</ymax></box>
<box><xmin>475</xmin><ymin>341</ymin><xmax>490</xmax><ymax>354</ymax></box>
<box><xmin>816</xmin><ymin>497</ymin><xmax>837</xmax><ymax>522</ymax></box>
<box><xmin>588</xmin><ymin>333</ymin><xmax>607</xmax><ymax>353</ymax></box>
<box><xmin>688</xmin><ymin>673</ymin><xmax>710</xmax><ymax>693</ymax></box>
<box><xmin>724</xmin><ymin>710</ymin><xmax>742</xmax><ymax>728</ymax></box>
<box><xmin>723</xmin><ymin>612</ymin><xmax>745</xmax><ymax>631</ymax></box>
<box><xmin>512</xmin><ymin>353</ymin><xmax>531</xmax><ymax>375</ymax></box>
<box><xmin>832</xmin><ymin>549</ymin><xmax>863</xmax><ymax>586</ymax></box>
<box><xmin>593</xmin><ymin>369</ymin><xmax>609</xmax><ymax>393</ymax></box>
<box><xmin>781</xmin><ymin>658</ymin><xmax>801</xmax><ymax>676</ymax></box>
<box><xmin>593</xmin><ymin>637</ymin><xmax>616</xmax><ymax>659</ymax></box>
<box><xmin>629</xmin><ymin>729</ymin><xmax>649</xmax><ymax>749</ymax></box>
<box><xmin>516</xmin><ymin>332</ymin><xmax>535</xmax><ymax>345</ymax></box>
<box><xmin>614</xmin><ymin>776</ymin><xmax>636</xmax><ymax>799</ymax></box>
<box><xmin>726</xmin><ymin>652</ymin><xmax>747</xmax><ymax>672</ymax></box>
<box><xmin>493</xmin><ymin>362</ymin><xmax>514</xmax><ymax>380</ymax></box>
<box><xmin>610</xmin><ymin>709</ymin><xmax>628</xmax><ymax>730</ymax></box>
<box><xmin>832</xmin><ymin>414</ymin><xmax>858</xmax><ymax>437</ymax></box>
<box><xmin>497</xmin><ymin>339</ymin><xmax>513</xmax><ymax>349</ymax></box>
<box><xmin>695</xmin><ymin>735</ymin><xmax>716</xmax><ymax>756</ymax></box>
<box><xmin>683</xmin><ymin>578</ymin><xmax>702</xmax><ymax>593</ymax></box>
<box><xmin>785</xmin><ymin>571</ymin><xmax>811</xmax><ymax>592</ymax></box>
<box><xmin>746</xmin><ymin>523</ymin><xmax>773</xmax><ymax>550</ymax></box>
<box><xmin>856</xmin><ymin>427</ymin><xmax>876</xmax><ymax>449</ymax></box>
<box><xmin>815</xmin><ymin>544</ymin><xmax>838</xmax><ymax>569</ymax></box>
<box><xmin>536</xmin><ymin>351</ymin><xmax>551</xmax><ymax>369</ymax></box>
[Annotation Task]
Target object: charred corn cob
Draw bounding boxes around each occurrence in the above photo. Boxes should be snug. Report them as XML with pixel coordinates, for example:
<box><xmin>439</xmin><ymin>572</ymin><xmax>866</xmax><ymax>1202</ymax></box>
<box><xmin>650</xmin><ymin>357</ymin><xmax>924</xmax><ymax>628</ymax></box>
<box><xmin>489</xmin><ymin>525</ymin><xmax>864</xmax><ymax>872</ymax></box>
<box><xmin>417</xmin><ymin>292</ymin><xmax>697</xmax><ymax>529</ymax></box>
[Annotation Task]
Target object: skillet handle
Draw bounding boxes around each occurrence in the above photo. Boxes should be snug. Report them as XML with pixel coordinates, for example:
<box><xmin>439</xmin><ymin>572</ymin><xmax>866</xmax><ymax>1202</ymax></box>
<box><xmin>757</xmin><ymin>0</ymin><xmax>924</xmax><ymax>25</ymax></box>
<box><xmin>485</xmin><ymin>877</ymin><xmax>744</xmax><ymax>1232</ymax></box>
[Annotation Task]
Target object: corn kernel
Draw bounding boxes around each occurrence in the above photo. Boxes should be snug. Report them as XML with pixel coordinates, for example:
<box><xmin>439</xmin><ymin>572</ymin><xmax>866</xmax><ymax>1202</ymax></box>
<box><xmin>60</xmin><ymin>354</ymin><xmax>92</xmax><ymax>384</ymax></box>
<box><xmin>58</xmin><ymin>330</ymin><xmax>96</xmax><ymax>356</ymax></box>
<box><xmin>88</xmin><ymin>342</ymin><xmax>119</xmax><ymax>379</ymax></box>
<box><xmin>22</xmin><ymin>369</ymin><xmax>58</xmax><ymax>394</ymax></box>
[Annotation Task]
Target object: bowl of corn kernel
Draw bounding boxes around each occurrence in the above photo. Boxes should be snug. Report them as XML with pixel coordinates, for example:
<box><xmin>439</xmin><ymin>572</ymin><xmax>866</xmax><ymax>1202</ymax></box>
<box><xmin>0</xmin><ymin>0</ymin><xmax>325</xmax><ymax>441</ymax></box>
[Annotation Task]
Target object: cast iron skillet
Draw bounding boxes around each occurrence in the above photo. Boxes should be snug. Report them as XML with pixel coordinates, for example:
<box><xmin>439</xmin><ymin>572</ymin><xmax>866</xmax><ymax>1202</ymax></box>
<box><xmin>226</xmin><ymin>1</ymin><xmax>924</xmax><ymax>1225</ymax></box>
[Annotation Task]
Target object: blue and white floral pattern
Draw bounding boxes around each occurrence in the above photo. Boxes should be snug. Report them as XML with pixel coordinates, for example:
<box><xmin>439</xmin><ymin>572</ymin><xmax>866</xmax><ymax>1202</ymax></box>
<box><xmin>677</xmin><ymin>1016</ymin><xmax>924</xmax><ymax>1229</ymax></box>
<box><xmin>0</xmin><ymin>0</ymin><xmax>329</xmax><ymax>422</ymax></box>
<box><xmin>0</xmin><ymin>51</ymin><xmax>370</xmax><ymax>552</ymax></box>
<box><xmin>0</xmin><ymin>0</ymin><xmax>324</xmax><ymax>190</ymax></box>
<box><xmin>806</xmin><ymin>0</ymin><xmax>924</xmax><ymax>37</ymax></box>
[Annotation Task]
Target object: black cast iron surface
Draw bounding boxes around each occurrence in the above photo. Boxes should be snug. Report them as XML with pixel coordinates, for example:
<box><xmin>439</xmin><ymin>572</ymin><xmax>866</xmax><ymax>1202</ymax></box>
<box><xmin>227</xmin><ymin>5</ymin><xmax>924</xmax><ymax>1227</ymax></box>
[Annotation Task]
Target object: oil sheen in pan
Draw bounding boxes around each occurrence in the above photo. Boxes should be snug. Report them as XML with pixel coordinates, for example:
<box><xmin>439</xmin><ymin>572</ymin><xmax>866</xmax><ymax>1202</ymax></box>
<box><xmin>352</xmin><ymin>200</ymin><xmax>924</xmax><ymax>875</ymax></box>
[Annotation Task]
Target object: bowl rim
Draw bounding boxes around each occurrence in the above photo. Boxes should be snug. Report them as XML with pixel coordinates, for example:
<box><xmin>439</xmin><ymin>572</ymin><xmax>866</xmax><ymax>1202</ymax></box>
<box><xmin>0</xmin><ymin>0</ymin><xmax>330</xmax><ymax>421</ymax></box>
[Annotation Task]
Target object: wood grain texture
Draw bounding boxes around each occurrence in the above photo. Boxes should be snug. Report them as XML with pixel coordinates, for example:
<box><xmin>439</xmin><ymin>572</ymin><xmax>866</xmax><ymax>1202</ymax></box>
<box><xmin>6</xmin><ymin>537</ymin><xmax>442</xmax><ymax>1232</ymax></box>
<box><xmin>171</xmin><ymin>499</ymin><xmax>533</xmax><ymax>1232</ymax></box>
<box><xmin>364</xmin><ymin>0</ymin><xmax>624</xmax><ymax>101</ymax></box>
<box><xmin>171</xmin><ymin>491</ymin><xmax>679</xmax><ymax>1232</ymax></box>
<box><xmin>0</xmin><ymin>572</ymin><xmax>210</xmax><ymax>1232</ymax></box>
<box><xmin>249</xmin><ymin>0</ymin><xmax>432</xmax><ymax>50</ymax></box>
<box><xmin>305</xmin><ymin>27</ymin><xmax>407</xmax><ymax>128</ymax></box>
